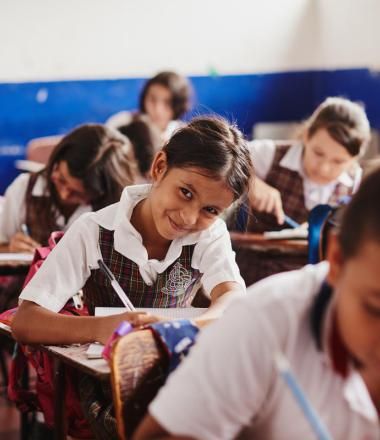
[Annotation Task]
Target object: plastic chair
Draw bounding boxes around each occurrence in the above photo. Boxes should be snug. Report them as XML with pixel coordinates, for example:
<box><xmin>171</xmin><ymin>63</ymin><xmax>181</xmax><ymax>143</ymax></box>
<box><xmin>26</xmin><ymin>135</ymin><xmax>62</xmax><ymax>164</ymax></box>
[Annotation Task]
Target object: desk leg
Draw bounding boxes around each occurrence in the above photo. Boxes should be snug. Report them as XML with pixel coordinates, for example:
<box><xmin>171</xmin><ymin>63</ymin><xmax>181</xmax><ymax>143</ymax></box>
<box><xmin>20</xmin><ymin>363</ymin><xmax>30</xmax><ymax>440</ymax></box>
<box><xmin>54</xmin><ymin>359</ymin><xmax>67</xmax><ymax>440</ymax></box>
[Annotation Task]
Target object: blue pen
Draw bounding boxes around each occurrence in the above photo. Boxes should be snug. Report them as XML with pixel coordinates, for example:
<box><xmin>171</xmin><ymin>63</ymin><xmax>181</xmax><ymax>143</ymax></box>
<box><xmin>274</xmin><ymin>352</ymin><xmax>333</xmax><ymax>440</ymax></box>
<box><xmin>284</xmin><ymin>214</ymin><xmax>301</xmax><ymax>229</ymax></box>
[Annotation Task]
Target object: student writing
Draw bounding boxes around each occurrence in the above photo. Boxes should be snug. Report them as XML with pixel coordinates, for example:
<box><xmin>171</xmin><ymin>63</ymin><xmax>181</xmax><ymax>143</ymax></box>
<box><xmin>0</xmin><ymin>124</ymin><xmax>135</xmax><ymax>254</ymax></box>
<box><xmin>236</xmin><ymin>96</ymin><xmax>371</xmax><ymax>284</ymax></box>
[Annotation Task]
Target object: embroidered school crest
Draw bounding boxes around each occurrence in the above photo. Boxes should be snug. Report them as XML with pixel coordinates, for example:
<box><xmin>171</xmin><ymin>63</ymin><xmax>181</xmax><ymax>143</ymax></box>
<box><xmin>162</xmin><ymin>262</ymin><xmax>193</xmax><ymax>297</ymax></box>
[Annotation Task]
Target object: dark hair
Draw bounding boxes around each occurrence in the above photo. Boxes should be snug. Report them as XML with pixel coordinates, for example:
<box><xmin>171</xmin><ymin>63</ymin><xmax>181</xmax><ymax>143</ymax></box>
<box><xmin>118</xmin><ymin>114</ymin><xmax>162</xmax><ymax>177</ymax></box>
<box><xmin>305</xmin><ymin>97</ymin><xmax>370</xmax><ymax>157</ymax></box>
<box><xmin>338</xmin><ymin>168</ymin><xmax>380</xmax><ymax>258</ymax></box>
<box><xmin>139</xmin><ymin>71</ymin><xmax>192</xmax><ymax>119</ymax></box>
<box><xmin>42</xmin><ymin>124</ymin><xmax>135</xmax><ymax>211</ymax></box>
<box><xmin>162</xmin><ymin>116</ymin><xmax>254</xmax><ymax>201</ymax></box>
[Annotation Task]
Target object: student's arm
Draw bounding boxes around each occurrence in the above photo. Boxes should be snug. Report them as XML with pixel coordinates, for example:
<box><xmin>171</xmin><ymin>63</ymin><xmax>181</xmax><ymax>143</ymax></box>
<box><xmin>246</xmin><ymin>139</ymin><xmax>284</xmax><ymax>224</ymax></box>
<box><xmin>195</xmin><ymin>281</ymin><xmax>243</xmax><ymax>326</ymax></box>
<box><xmin>0</xmin><ymin>173</ymin><xmax>41</xmax><ymax>253</ymax></box>
<box><xmin>12</xmin><ymin>300</ymin><xmax>158</xmax><ymax>345</ymax></box>
<box><xmin>248</xmin><ymin>176</ymin><xmax>285</xmax><ymax>225</ymax></box>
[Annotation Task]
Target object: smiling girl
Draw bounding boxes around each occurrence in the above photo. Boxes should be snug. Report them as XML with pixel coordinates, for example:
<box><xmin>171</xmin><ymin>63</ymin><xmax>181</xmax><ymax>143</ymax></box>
<box><xmin>12</xmin><ymin>116</ymin><xmax>253</xmax><ymax>343</ymax></box>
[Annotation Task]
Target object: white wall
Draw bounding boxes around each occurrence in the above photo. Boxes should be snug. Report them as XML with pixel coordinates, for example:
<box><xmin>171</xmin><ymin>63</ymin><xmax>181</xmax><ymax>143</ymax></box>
<box><xmin>0</xmin><ymin>0</ymin><xmax>378</xmax><ymax>82</ymax></box>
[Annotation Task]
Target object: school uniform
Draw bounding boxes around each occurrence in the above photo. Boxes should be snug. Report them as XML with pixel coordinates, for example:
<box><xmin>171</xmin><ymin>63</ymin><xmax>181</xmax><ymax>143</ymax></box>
<box><xmin>149</xmin><ymin>263</ymin><xmax>380</xmax><ymax>440</ymax></box>
<box><xmin>0</xmin><ymin>173</ymin><xmax>91</xmax><ymax>245</ymax></box>
<box><xmin>0</xmin><ymin>173</ymin><xmax>91</xmax><ymax>313</ymax></box>
<box><xmin>19</xmin><ymin>183</ymin><xmax>244</xmax><ymax>439</ymax></box>
<box><xmin>106</xmin><ymin>110</ymin><xmax>181</xmax><ymax>142</ymax></box>
<box><xmin>235</xmin><ymin>141</ymin><xmax>362</xmax><ymax>285</ymax></box>
<box><xmin>19</xmin><ymin>183</ymin><xmax>243</xmax><ymax>312</ymax></box>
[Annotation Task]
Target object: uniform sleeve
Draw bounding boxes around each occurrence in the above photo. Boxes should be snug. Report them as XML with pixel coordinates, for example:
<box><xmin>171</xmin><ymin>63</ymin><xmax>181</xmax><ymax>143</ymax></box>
<box><xmin>19</xmin><ymin>214</ymin><xmax>101</xmax><ymax>312</ymax></box>
<box><xmin>0</xmin><ymin>173</ymin><xmax>29</xmax><ymax>244</ymax></box>
<box><xmin>192</xmin><ymin>221</ymin><xmax>245</xmax><ymax>296</ymax></box>
<box><xmin>149</xmin><ymin>297</ymin><xmax>278</xmax><ymax>440</ymax></box>
<box><xmin>247</xmin><ymin>139</ymin><xmax>277</xmax><ymax>180</ymax></box>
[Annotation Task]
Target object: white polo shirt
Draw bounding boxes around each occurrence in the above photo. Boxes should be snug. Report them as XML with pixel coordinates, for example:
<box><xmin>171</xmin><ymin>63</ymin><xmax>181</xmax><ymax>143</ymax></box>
<box><xmin>150</xmin><ymin>262</ymin><xmax>379</xmax><ymax>440</ymax></box>
<box><xmin>248</xmin><ymin>140</ymin><xmax>362</xmax><ymax>210</ymax></box>
<box><xmin>19</xmin><ymin>184</ymin><xmax>244</xmax><ymax>312</ymax></box>
<box><xmin>0</xmin><ymin>173</ymin><xmax>91</xmax><ymax>244</ymax></box>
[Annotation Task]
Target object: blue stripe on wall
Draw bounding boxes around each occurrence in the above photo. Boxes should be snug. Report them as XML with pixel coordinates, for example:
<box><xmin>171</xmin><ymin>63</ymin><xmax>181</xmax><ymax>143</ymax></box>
<box><xmin>1</xmin><ymin>68</ymin><xmax>379</xmax><ymax>193</ymax></box>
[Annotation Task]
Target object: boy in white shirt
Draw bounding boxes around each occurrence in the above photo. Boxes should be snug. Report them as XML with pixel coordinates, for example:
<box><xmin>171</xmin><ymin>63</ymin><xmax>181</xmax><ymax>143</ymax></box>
<box><xmin>134</xmin><ymin>168</ymin><xmax>380</xmax><ymax>440</ymax></box>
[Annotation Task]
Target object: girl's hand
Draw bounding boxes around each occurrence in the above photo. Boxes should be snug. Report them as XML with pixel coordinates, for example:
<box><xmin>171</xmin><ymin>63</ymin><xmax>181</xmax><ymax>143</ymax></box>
<box><xmin>248</xmin><ymin>178</ymin><xmax>285</xmax><ymax>225</ymax></box>
<box><xmin>9</xmin><ymin>232</ymin><xmax>41</xmax><ymax>253</ymax></box>
<box><xmin>96</xmin><ymin>311</ymin><xmax>161</xmax><ymax>344</ymax></box>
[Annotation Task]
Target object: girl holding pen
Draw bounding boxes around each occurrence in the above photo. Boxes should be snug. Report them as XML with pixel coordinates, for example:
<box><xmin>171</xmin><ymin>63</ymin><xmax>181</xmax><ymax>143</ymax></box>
<box><xmin>0</xmin><ymin>124</ymin><xmax>135</xmax><ymax>254</ymax></box>
<box><xmin>235</xmin><ymin>97</ymin><xmax>371</xmax><ymax>284</ymax></box>
<box><xmin>0</xmin><ymin>124</ymin><xmax>134</xmax><ymax>314</ymax></box>
<box><xmin>11</xmin><ymin>117</ymin><xmax>253</xmax><ymax>439</ymax></box>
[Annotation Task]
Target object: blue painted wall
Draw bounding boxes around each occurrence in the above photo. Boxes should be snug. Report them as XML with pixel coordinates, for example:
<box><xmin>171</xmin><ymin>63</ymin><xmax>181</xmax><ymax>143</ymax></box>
<box><xmin>1</xmin><ymin>68</ymin><xmax>380</xmax><ymax>194</ymax></box>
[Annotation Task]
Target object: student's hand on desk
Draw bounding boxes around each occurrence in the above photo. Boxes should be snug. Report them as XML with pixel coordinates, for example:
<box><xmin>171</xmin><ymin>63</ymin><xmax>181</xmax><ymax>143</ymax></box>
<box><xmin>9</xmin><ymin>232</ymin><xmax>41</xmax><ymax>253</ymax></box>
<box><xmin>249</xmin><ymin>178</ymin><xmax>285</xmax><ymax>224</ymax></box>
<box><xmin>97</xmin><ymin>312</ymin><xmax>161</xmax><ymax>344</ymax></box>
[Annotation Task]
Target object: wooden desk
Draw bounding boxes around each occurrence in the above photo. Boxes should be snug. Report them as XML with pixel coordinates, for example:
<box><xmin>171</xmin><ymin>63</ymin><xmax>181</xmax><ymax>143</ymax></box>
<box><xmin>230</xmin><ymin>231</ymin><xmax>308</xmax><ymax>255</ymax></box>
<box><xmin>41</xmin><ymin>344</ymin><xmax>110</xmax><ymax>440</ymax></box>
<box><xmin>0</xmin><ymin>257</ymin><xmax>32</xmax><ymax>276</ymax></box>
<box><xmin>230</xmin><ymin>231</ymin><xmax>308</xmax><ymax>286</ymax></box>
<box><xmin>0</xmin><ymin>323</ymin><xmax>110</xmax><ymax>440</ymax></box>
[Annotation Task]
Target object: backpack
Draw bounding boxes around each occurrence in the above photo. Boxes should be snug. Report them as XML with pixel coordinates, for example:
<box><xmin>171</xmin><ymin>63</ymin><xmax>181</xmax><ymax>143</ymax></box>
<box><xmin>0</xmin><ymin>231</ymin><xmax>93</xmax><ymax>438</ymax></box>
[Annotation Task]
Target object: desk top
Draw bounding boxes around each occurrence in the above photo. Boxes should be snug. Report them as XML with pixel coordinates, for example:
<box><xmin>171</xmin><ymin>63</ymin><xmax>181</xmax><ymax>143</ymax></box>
<box><xmin>42</xmin><ymin>344</ymin><xmax>110</xmax><ymax>380</ymax></box>
<box><xmin>0</xmin><ymin>322</ymin><xmax>109</xmax><ymax>380</ymax></box>
<box><xmin>230</xmin><ymin>231</ymin><xmax>308</xmax><ymax>255</ymax></box>
<box><xmin>0</xmin><ymin>253</ymin><xmax>32</xmax><ymax>275</ymax></box>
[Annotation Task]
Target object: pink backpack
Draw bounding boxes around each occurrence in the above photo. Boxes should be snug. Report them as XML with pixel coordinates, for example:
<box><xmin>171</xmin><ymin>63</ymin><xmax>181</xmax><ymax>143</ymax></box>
<box><xmin>0</xmin><ymin>231</ymin><xmax>93</xmax><ymax>438</ymax></box>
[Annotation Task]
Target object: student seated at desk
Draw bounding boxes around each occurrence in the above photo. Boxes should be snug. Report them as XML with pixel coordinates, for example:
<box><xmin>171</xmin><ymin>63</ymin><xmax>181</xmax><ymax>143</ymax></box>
<box><xmin>0</xmin><ymin>124</ymin><xmax>134</xmax><ymax>311</ymax></box>
<box><xmin>0</xmin><ymin>124</ymin><xmax>134</xmax><ymax>254</ymax></box>
<box><xmin>134</xmin><ymin>168</ymin><xmax>380</xmax><ymax>440</ymax></box>
<box><xmin>107</xmin><ymin>71</ymin><xmax>192</xmax><ymax>142</ymax></box>
<box><xmin>11</xmin><ymin>116</ymin><xmax>253</xmax><ymax>439</ymax></box>
<box><xmin>236</xmin><ymin>97</ymin><xmax>371</xmax><ymax>285</ymax></box>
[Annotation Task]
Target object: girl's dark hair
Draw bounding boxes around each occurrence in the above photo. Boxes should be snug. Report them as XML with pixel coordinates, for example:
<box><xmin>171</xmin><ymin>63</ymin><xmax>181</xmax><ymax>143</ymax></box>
<box><xmin>162</xmin><ymin>116</ymin><xmax>254</xmax><ymax>201</ymax></box>
<box><xmin>304</xmin><ymin>97</ymin><xmax>370</xmax><ymax>157</ymax></box>
<box><xmin>118</xmin><ymin>114</ymin><xmax>162</xmax><ymax>177</ymax></box>
<box><xmin>338</xmin><ymin>167</ymin><xmax>380</xmax><ymax>258</ymax></box>
<box><xmin>139</xmin><ymin>71</ymin><xmax>192</xmax><ymax>119</ymax></box>
<box><xmin>42</xmin><ymin>124</ymin><xmax>135</xmax><ymax>212</ymax></box>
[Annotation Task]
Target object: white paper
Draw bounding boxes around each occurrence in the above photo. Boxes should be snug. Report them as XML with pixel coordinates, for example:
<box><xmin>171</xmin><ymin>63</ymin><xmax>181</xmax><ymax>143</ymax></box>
<box><xmin>0</xmin><ymin>253</ymin><xmax>33</xmax><ymax>262</ymax></box>
<box><xmin>85</xmin><ymin>343</ymin><xmax>104</xmax><ymax>359</ymax></box>
<box><xmin>95</xmin><ymin>306</ymin><xmax>207</xmax><ymax>319</ymax></box>
<box><xmin>263</xmin><ymin>228</ymin><xmax>308</xmax><ymax>240</ymax></box>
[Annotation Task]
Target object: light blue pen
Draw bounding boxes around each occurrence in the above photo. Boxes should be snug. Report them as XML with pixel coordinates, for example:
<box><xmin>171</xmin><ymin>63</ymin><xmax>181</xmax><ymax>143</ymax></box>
<box><xmin>284</xmin><ymin>214</ymin><xmax>301</xmax><ymax>229</ymax></box>
<box><xmin>274</xmin><ymin>352</ymin><xmax>333</xmax><ymax>440</ymax></box>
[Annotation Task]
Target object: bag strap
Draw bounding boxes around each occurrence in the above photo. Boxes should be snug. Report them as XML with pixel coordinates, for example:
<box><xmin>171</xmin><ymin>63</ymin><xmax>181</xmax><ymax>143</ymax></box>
<box><xmin>147</xmin><ymin>319</ymin><xmax>199</xmax><ymax>372</ymax></box>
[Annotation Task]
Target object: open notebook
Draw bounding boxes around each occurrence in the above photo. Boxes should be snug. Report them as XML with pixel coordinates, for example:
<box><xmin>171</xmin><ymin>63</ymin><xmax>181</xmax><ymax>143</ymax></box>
<box><xmin>86</xmin><ymin>307</ymin><xmax>207</xmax><ymax>359</ymax></box>
<box><xmin>263</xmin><ymin>227</ymin><xmax>308</xmax><ymax>240</ymax></box>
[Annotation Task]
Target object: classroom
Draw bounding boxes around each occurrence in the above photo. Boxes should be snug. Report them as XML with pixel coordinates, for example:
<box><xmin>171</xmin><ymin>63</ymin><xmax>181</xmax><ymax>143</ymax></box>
<box><xmin>0</xmin><ymin>1</ymin><xmax>380</xmax><ymax>439</ymax></box>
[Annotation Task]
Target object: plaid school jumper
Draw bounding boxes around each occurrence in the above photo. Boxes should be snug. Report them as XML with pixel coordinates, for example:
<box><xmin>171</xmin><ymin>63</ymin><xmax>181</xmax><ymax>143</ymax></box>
<box><xmin>79</xmin><ymin>226</ymin><xmax>202</xmax><ymax>439</ymax></box>
<box><xmin>235</xmin><ymin>143</ymin><xmax>355</xmax><ymax>286</ymax></box>
<box><xmin>25</xmin><ymin>173</ymin><xmax>62</xmax><ymax>246</ymax></box>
